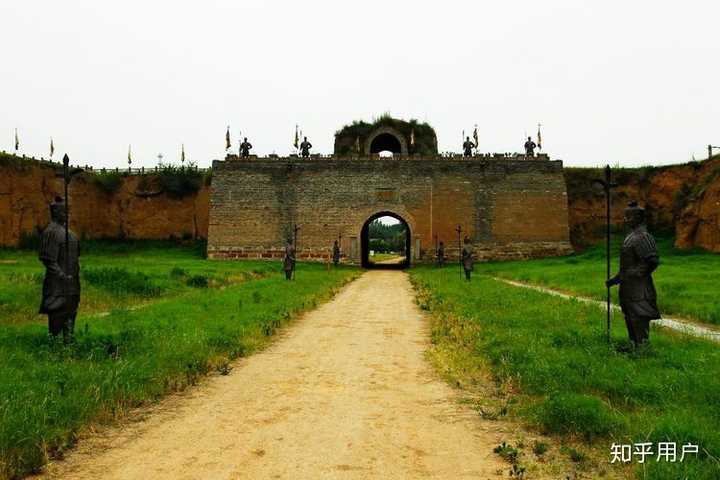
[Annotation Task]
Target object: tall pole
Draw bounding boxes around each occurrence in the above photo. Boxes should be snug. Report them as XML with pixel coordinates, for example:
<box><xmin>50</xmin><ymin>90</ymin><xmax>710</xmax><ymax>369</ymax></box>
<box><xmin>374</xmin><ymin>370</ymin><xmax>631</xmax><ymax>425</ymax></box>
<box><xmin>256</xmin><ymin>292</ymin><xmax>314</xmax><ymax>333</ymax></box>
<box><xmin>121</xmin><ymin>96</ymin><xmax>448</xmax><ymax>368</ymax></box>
<box><xmin>62</xmin><ymin>154</ymin><xmax>70</xmax><ymax>306</ymax></box>
<box><xmin>455</xmin><ymin>225</ymin><xmax>463</xmax><ymax>279</ymax></box>
<box><xmin>593</xmin><ymin>166</ymin><xmax>616</xmax><ymax>344</ymax></box>
<box><xmin>605</xmin><ymin>165</ymin><xmax>611</xmax><ymax>344</ymax></box>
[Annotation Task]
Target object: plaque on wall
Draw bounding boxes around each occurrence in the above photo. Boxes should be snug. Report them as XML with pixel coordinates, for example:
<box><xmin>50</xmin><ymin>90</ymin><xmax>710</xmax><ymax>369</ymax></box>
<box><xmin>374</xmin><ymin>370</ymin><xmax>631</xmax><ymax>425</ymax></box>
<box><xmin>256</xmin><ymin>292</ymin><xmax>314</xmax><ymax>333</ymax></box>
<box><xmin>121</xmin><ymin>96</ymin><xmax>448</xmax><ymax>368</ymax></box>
<box><xmin>375</xmin><ymin>189</ymin><xmax>399</xmax><ymax>203</ymax></box>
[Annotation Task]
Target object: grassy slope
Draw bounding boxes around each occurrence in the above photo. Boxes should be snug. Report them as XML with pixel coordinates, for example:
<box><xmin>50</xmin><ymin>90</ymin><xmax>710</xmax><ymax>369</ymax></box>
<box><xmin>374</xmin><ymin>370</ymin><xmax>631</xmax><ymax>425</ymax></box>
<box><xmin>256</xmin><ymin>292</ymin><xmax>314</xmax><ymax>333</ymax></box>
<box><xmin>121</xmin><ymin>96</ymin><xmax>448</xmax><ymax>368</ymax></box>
<box><xmin>0</xmin><ymin>243</ymin><xmax>359</xmax><ymax>479</ymax></box>
<box><xmin>0</xmin><ymin>241</ymin><xmax>277</xmax><ymax>326</ymax></box>
<box><xmin>480</xmin><ymin>237</ymin><xmax>720</xmax><ymax>325</ymax></box>
<box><xmin>411</xmin><ymin>267</ymin><xmax>720</xmax><ymax>480</ymax></box>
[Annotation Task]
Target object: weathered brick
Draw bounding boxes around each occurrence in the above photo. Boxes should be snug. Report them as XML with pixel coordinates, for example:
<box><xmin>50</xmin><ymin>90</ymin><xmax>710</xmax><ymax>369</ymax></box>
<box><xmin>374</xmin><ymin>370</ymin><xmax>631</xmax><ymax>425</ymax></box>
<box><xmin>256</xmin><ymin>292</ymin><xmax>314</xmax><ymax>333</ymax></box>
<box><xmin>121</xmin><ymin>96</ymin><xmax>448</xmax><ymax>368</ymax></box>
<box><xmin>208</xmin><ymin>155</ymin><xmax>573</xmax><ymax>263</ymax></box>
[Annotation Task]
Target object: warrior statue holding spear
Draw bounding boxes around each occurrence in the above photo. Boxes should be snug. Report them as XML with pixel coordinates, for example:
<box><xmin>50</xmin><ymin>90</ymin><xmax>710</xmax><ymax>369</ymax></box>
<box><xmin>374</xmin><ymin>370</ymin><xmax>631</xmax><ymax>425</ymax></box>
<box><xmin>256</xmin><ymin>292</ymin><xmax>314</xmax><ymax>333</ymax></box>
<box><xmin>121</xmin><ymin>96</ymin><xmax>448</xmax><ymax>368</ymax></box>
<box><xmin>39</xmin><ymin>155</ymin><xmax>81</xmax><ymax>343</ymax></box>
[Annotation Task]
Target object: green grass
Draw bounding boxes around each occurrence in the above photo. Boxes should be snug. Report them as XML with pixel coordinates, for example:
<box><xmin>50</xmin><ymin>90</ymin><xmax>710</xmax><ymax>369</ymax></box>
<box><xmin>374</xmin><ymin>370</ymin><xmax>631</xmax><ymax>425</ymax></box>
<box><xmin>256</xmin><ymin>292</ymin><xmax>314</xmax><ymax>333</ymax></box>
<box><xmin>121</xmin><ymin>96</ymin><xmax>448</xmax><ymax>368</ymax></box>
<box><xmin>0</xmin><ymin>242</ymin><xmax>359</xmax><ymax>479</ymax></box>
<box><xmin>0</xmin><ymin>240</ymin><xmax>270</xmax><ymax>326</ymax></box>
<box><xmin>480</xmin><ymin>236</ymin><xmax>720</xmax><ymax>325</ymax></box>
<box><xmin>411</xmin><ymin>267</ymin><xmax>720</xmax><ymax>480</ymax></box>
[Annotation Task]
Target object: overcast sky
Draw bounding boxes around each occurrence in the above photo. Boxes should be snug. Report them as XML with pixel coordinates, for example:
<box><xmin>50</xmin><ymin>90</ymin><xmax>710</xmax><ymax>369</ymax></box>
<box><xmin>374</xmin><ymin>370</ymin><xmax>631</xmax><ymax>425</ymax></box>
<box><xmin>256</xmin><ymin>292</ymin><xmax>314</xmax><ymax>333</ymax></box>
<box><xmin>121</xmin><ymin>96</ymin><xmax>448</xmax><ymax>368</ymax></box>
<box><xmin>1</xmin><ymin>1</ymin><xmax>718</xmax><ymax>169</ymax></box>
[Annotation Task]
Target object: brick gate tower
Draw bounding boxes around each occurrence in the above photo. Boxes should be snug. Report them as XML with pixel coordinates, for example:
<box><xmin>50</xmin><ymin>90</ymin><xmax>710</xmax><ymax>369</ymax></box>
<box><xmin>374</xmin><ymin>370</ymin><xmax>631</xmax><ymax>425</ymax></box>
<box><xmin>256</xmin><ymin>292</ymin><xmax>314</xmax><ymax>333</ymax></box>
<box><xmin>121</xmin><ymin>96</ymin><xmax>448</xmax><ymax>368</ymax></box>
<box><xmin>207</xmin><ymin>117</ymin><xmax>572</xmax><ymax>265</ymax></box>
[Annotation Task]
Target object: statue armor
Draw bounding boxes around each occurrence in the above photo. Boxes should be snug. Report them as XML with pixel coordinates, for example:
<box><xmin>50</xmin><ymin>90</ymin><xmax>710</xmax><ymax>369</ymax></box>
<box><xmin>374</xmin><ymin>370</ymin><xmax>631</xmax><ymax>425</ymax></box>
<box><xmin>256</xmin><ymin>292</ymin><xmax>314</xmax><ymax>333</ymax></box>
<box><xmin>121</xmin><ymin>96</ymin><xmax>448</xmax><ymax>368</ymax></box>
<box><xmin>39</xmin><ymin>197</ymin><xmax>81</xmax><ymax>342</ymax></box>
<box><xmin>618</xmin><ymin>226</ymin><xmax>660</xmax><ymax>319</ymax></box>
<box><xmin>607</xmin><ymin>201</ymin><xmax>660</xmax><ymax>345</ymax></box>
<box><xmin>283</xmin><ymin>242</ymin><xmax>296</xmax><ymax>280</ymax></box>
<box><xmin>332</xmin><ymin>241</ymin><xmax>340</xmax><ymax>266</ymax></box>
<box><xmin>462</xmin><ymin>238</ymin><xmax>474</xmax><ymax>281</ymax></box>
<box><xmin>39</xmin><ymin>221</ymin><xmax>80</xmax><ymax>312</ymax></box>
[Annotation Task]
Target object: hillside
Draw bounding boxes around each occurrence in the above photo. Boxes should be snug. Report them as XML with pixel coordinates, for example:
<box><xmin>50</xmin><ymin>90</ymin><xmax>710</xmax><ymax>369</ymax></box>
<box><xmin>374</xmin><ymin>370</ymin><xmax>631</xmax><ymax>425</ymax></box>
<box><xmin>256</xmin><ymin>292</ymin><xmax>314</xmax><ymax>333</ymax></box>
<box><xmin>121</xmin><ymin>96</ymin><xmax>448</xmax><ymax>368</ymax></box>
<box><xmin>564</xmin><ymin>155</ymin><xmax>720</xmax><ymax>251</ymax></box>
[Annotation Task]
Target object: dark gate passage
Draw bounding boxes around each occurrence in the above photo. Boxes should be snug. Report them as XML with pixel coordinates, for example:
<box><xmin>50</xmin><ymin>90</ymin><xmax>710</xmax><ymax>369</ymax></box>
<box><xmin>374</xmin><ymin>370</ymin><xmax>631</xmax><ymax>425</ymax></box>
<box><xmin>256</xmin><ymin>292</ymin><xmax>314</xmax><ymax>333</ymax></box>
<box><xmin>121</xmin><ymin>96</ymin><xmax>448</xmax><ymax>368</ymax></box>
<box><xmin>369</xmin><ymin>133</ymin><xmax>403</xmax><ymax>155</ymax></box>
<box><xmin>360</xmin><ymin>212</ymin><xmax>411</xmax><ymax>269</ymax></box>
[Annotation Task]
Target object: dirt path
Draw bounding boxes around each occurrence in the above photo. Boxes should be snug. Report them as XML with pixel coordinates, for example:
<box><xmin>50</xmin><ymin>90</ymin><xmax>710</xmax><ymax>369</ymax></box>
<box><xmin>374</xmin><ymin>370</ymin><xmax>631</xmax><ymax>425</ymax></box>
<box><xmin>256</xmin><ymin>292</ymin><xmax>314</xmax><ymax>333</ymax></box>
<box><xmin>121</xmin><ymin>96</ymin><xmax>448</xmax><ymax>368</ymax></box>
<box><xmin>373</xmin><ymin>255</ymin><xmax>406</xmax><ymax>265</ymax></box>
<box><xmin>39</xmin><ymin>271</ymin><xmax>514</xmax><ymax>479</ymax></box>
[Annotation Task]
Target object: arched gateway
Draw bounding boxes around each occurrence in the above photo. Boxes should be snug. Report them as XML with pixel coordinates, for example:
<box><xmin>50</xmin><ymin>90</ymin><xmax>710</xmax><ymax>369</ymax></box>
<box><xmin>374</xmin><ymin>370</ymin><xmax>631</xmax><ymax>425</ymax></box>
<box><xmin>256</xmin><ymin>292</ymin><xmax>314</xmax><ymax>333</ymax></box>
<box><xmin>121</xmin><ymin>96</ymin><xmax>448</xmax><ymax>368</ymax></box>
<box><xmin>361</xmin><ymin>212</ymin><xmax>412</xmax><ymax>269</ymax></box>
<box><xmin>207</xmin><ymin>117</ymin><xmax>573</xmax><ymax>265</ymax></box>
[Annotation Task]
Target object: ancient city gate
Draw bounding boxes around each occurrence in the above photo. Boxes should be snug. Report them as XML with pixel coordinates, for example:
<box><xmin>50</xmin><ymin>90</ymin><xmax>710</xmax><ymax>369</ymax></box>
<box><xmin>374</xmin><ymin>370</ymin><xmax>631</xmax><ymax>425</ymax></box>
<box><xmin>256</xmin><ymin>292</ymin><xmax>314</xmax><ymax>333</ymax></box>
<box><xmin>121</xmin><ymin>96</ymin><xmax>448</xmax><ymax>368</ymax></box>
<box><xmin>207</xmin><ymin>156</ymin><xmax>573</xmax><ymax>264</ymax></box>
<box><xmin>207</xmin><ymin>121</ymin><xmax>573</xmax><ymax>265</ymax></box>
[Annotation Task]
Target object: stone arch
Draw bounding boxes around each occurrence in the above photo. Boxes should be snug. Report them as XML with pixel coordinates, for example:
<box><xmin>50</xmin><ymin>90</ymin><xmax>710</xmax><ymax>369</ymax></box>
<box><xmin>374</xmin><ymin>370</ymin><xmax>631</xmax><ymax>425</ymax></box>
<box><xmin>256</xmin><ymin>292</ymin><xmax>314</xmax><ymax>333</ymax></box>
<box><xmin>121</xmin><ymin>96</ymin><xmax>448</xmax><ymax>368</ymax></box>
<box><xmin>364</xmin><ymin>127</ymin><xmax>408</xmax><ymax>155</ymax></box>
<box><xmin>355</xmin><ymin>207</ymin><xmax>416</xmax><ymax>269</ymax></box>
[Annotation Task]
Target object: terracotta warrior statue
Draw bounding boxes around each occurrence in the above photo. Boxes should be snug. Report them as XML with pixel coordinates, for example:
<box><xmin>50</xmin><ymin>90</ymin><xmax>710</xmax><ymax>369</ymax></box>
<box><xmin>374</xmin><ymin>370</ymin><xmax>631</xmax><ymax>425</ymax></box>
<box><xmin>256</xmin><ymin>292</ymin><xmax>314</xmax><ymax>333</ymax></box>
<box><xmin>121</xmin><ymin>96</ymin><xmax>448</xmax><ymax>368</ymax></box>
<box><xmin>39</xmin><ymin>196</ymin><xmax>80</xmax><ymax>343</ymax></box>
<box><xmin>606</xmin><ymin>201</ymin><xmax>661</xmax><ymax>346</ymax></box>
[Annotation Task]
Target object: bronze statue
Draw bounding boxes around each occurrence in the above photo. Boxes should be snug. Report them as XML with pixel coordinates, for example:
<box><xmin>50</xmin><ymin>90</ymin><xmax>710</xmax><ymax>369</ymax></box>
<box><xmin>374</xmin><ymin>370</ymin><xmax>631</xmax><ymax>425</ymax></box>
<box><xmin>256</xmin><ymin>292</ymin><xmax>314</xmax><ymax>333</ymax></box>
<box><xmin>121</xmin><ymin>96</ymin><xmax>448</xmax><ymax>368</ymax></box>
<box><xmin>283</xmin><ymin>238</ymin><xmax>296</xmax><ymax>280</ymax></box>
<box><xmin>332</xmin><ymin>240</ymin><xmax>340</xmax><ymax>266</ymax></box>
<box><xmin>39</xmin><ymin>197</ymin><xmax>80</xmax><ymax>343</ymax></box>
<box><xmin>436</xmin><ymin>241</ymin><xmax>445</xmax><ymax>267</ymax></box>
<box><xmin>524</xmin><ymin>136</ymin><xmax>537</xmax><ymax>157</ymax></box>
<box><xmin>606</xmin><ymin>201</ymin><xmax>661</xmax><ymax>346</ymax></box>
<box><xmin>463</xmin><ymin>137</ymin><xmax>475</xmax><ymax>157</ymax></box>
<box><xmin>239</xmin><ymin>137</ymin><xmax>253</xmax><ymax>158</ymax></box>
<box><xmin>461</xmin><ymin>236</ymin><xmax>474</xmax><ymax>281</ymax></box>
<box><xmin>300</xmin><ymin>137</ymin><xmax>312</xmax><ymax>158</ymax></box>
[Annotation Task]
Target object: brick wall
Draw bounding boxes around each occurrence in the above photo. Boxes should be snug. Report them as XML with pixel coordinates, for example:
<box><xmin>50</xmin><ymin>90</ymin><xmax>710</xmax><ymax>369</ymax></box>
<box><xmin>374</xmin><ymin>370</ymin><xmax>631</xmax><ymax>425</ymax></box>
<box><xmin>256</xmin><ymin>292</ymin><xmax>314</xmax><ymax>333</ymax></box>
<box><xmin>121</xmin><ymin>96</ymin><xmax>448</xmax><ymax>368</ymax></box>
<box><xmin>208</xmin><ymin>155</ymin><xmax>573</xmax><ymax>263</ymax></box>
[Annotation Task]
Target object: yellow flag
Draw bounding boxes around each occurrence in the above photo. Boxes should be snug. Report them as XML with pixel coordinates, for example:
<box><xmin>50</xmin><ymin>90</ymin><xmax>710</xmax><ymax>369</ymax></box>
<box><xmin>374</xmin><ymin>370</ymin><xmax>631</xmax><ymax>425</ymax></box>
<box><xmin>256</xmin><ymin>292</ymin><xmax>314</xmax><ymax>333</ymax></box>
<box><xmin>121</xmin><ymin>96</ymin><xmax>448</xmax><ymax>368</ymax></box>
<box><xmin>537</xmin><ymin>124</ymin><xmax>542</xmax><ymax>149</ymax></box>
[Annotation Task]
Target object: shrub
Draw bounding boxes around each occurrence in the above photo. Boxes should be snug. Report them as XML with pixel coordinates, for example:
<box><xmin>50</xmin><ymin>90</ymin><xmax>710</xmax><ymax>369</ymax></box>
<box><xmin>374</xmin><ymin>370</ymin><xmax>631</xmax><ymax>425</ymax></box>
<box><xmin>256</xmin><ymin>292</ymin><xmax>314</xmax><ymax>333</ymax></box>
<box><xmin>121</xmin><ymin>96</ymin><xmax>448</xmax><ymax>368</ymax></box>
<box><xmin>493</xmin><ymin>441</ymin><xmax>519</xmax><ymax>463</ymax></box>
<box><xmin>170</xmin><ymin>267</ymin><xmax>187</xmax><ymax>278</ymax></box>
<box><xmin>186</xmin><ymin>275</ymin><xmax>209</xmax><ymax>288</ymax></box>
<box><xmin>538</xmin><ymin>393</ymin><xmax>622</xmax><ymax>441</ymax></box>
<box><xmin>532</xmin><ymin>441</ymin><xmax>549</xmax><ymax>456</ymax></box>
<box><xmin>157</xmin><ymin>165</ymin><xmax>203</xmax><ymax>198</ymax></box>
<box><xmin>82</xmin><ymin>267</ymin><xmax>163</xmax><ymax>297</ymax></box>
<box><xmin>91</xmin><ymin>171</ymin><xmax>124</xmax><ymax>193</ymax></box>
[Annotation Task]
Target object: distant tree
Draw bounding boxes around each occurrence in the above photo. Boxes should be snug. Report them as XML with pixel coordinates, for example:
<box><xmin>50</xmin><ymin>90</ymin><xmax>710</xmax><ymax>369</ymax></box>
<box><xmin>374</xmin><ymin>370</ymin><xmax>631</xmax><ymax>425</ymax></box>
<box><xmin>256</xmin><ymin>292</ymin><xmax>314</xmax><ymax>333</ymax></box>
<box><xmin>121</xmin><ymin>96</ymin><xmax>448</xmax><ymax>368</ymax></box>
<box><xmin>368</xmin><ymin>219</ymin><xmax>407</xmax><ymax>253</ymax></box>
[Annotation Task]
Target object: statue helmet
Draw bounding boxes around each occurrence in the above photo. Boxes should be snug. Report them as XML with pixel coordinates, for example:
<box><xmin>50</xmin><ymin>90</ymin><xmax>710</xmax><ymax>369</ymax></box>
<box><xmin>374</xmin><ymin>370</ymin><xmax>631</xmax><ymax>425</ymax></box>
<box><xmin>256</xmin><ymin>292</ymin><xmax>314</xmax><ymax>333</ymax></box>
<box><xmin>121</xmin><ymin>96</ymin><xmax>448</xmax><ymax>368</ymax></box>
<box><xmin>624</xmin><ymin>201</ymin><xmax>645</xmax><ymax>225</ymax></box>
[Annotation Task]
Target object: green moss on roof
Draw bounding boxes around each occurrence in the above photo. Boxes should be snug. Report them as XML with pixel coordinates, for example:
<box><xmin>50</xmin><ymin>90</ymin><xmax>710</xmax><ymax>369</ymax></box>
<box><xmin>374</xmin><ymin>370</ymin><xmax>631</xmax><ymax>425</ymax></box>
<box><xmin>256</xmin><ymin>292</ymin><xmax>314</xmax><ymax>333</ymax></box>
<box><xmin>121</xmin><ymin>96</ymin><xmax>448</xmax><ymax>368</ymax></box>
<box><xmin>334</xmin><ymin>114</ymin><xmax>438</xmax><ymax>156</ymax></box>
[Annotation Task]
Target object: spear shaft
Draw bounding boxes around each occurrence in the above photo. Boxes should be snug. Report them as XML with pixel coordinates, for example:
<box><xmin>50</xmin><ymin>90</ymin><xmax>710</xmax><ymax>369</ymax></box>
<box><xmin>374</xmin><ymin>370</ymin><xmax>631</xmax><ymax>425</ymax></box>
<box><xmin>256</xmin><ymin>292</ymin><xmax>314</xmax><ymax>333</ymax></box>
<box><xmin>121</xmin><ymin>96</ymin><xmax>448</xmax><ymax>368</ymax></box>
<box><xmin>63</xmin><ymin>154</ymin><xmax>70</xmax><ymax>302</ymax></box>
<box><xmin>604</xmin><ymin>165</ymin><xmax>611</xmax><ymax>344</ymax></box>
